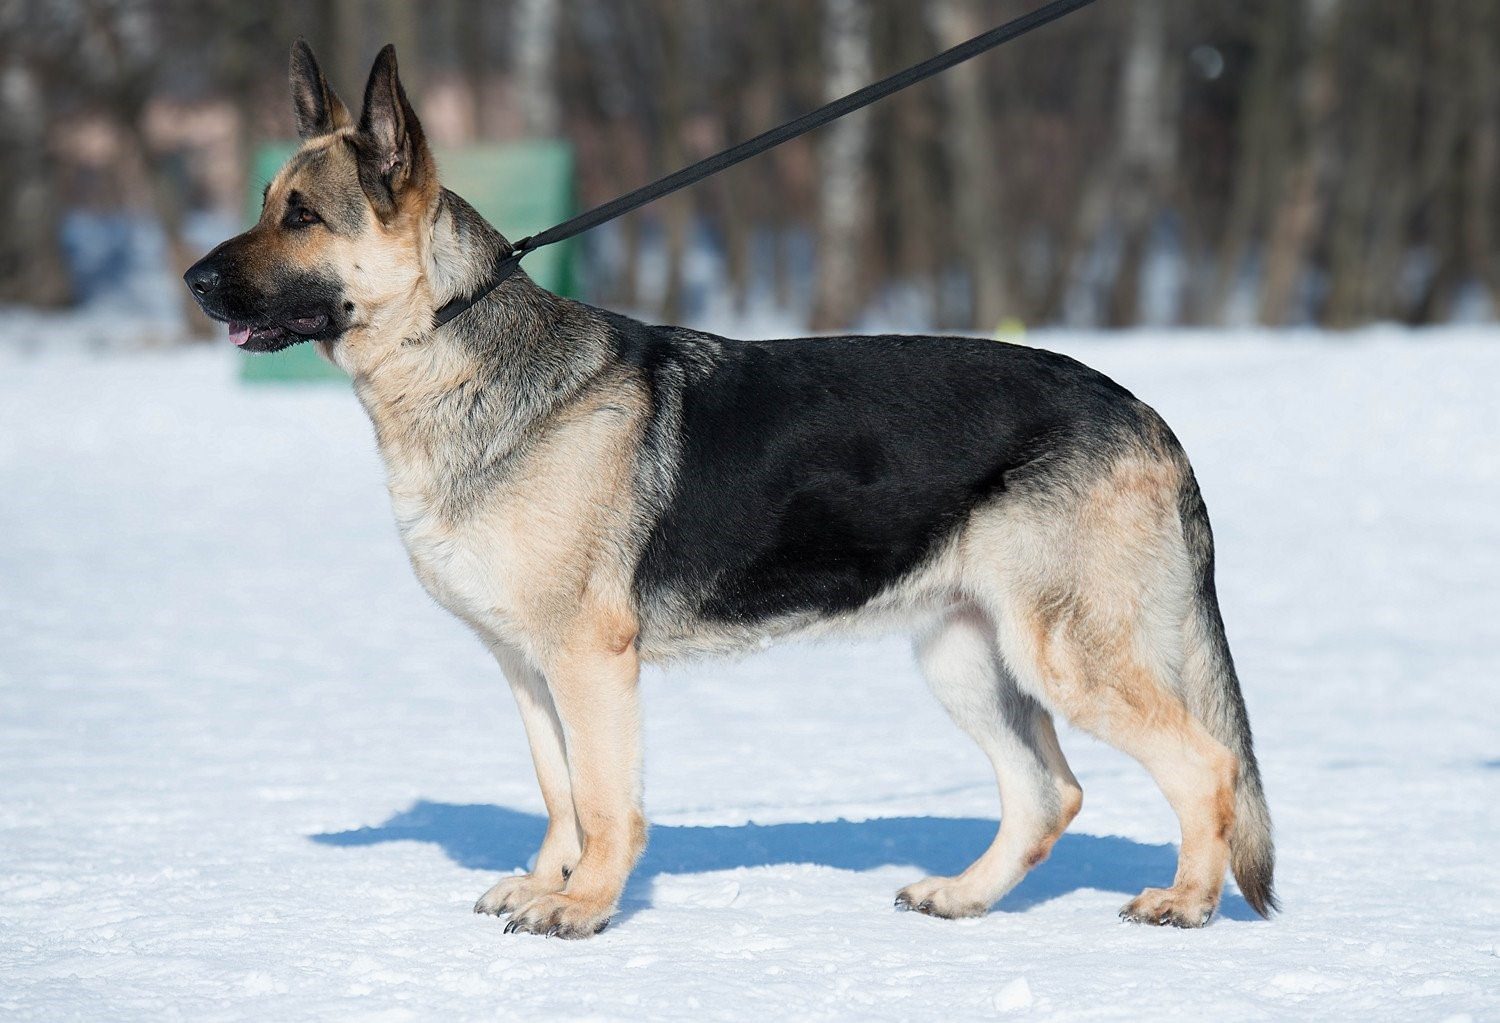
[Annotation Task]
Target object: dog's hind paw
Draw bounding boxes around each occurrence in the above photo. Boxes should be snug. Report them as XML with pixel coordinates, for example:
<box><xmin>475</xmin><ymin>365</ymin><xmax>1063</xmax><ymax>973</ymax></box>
<box><xmin>1118</xmin><ymin>887</ymin><xmax>1216</xmax><ymax>928</ymax></box>
<box><xmin>894</xmin><ymin>876</ymin><xmax>990</xmax><ymax>920</ymax></box>
<box><xmin>503</xmin><ymin>890</ymin><xmax>613</xmax><ymax>939</ymax></box>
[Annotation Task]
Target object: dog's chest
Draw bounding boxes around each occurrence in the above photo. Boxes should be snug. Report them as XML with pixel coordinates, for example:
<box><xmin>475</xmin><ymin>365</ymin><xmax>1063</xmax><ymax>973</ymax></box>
<box><xmin>385</xmin><ymin>469</ymin><xmax>535</xmax><ymax>638</ymax></box>
<box><xmin>365</xmin><ymin>378</ymin><xmax>645</xmax><ymax>648</ymax></box>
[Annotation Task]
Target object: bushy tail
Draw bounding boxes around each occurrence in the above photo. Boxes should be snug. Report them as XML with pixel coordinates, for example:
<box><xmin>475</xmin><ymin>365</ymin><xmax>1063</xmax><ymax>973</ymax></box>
<box><xmin>1177</xmin><ymin>467</ymin><xmax>1278</xmax><ymax>917</ymax></box>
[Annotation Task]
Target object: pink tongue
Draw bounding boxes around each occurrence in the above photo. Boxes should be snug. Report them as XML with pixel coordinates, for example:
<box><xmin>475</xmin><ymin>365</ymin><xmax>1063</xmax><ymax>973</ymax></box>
<box><xmin>228</xmin><ymin>322</ymin><xmax>252</xmax><ymax>347</ymax></box>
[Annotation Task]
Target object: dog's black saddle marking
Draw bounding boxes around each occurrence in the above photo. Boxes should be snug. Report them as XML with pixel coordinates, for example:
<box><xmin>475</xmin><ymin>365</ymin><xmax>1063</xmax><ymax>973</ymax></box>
<box><xmin>622</xmin><ymin>327</ymin><xmax>1141</xmax><ymax>627</ymax></box>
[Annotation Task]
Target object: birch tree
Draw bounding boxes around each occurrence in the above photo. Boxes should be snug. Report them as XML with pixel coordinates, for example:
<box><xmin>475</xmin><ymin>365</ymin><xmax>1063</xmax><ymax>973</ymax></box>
<box><xmin>514</xmin><ymin>0</ymin><xmax>560</xmax><ymax>137</ymax></box>
<box><xmin>810</xmin><ymin>0</ymin><xmax>871</xmax><ymax>332</ymax></box>
<box><xmin>1258</xmin><ymin>0</ymin><xmax>1342</xmax><ymax>325</ymax></box>
<box><xmin>0</xmin><ymin>61</ymin><xmax>70</xmax><ymax>306</ymax></box>
<box><xmin>1106</xmin><ymin>0</ymin><xmax>1177</xmax><ymax>326</ymax></box>
<box><xmin>928</xmin><ymin>0</ymin><xmax>1012</xmax><ymax>332</ymax></box>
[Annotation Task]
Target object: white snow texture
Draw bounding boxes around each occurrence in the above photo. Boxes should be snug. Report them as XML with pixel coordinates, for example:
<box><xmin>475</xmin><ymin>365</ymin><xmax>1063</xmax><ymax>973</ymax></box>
<box><xmin>1</xmin><ymin>327</ymin><xmax>1497</xmax><ymax>1021</ymax></box>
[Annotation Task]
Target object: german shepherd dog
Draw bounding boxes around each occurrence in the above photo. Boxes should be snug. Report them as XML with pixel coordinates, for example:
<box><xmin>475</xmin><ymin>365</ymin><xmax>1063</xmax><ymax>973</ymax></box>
<box><xmin>185</xmin><ymin>42</ymin><xmax>1275</xmax><ymax>939</ymax></box>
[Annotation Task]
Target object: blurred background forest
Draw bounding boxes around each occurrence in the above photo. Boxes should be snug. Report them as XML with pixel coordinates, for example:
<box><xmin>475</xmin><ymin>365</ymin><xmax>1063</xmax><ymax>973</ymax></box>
<box><xmin>3</xmin><ymin>0</ymin><xmax>1500</xmax><ymax>339</ymax></box>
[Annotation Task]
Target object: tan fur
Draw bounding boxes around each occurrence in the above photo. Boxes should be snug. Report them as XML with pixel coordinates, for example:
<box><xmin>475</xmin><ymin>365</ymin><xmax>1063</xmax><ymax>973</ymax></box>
<box><xmin>474</xmin><ymin>646</ymin><xmax>579</xmax><ymax>915</ymax></box>
<box><xmin>260</xmin><ymin>67</ymin><xmax>657</xmax><ymax>933</ymax></box>
<box><xmin>510</xmin><ymin>635</ymin><xmax>646</xmax><ymax>936</ymax></box>
<box><xmin>369</xmin><ymin>346</ymin><xmax>650</xmax><ymax>934</ymax></box>
<box><xmin>950</xmin><ymin>449</ymin><xmax>1239</xmax><ymax>926</ymax></box>
<box><xmin>379</xmin><ymin>375</ymin><xmax>645</xmax><ymax>652</ymax></box>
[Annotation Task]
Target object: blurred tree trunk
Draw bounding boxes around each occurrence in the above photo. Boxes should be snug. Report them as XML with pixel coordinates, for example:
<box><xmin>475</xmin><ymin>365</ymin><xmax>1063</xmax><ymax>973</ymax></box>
<box><xmin>0</xmin><ymin>62</ymin><xmax>71</xmax><ymax>307</ymax></box>
<box><xmin>613</xmin><ymin>119</ymin><xmax>645</xmax><ymax>310</ymax></box>
<box><xmin>1407</xmin><ymin>3</ymin><xmax>1466</xmax><ymax>323</ymax></box>
<box><xmin>1258</xmin><ymin>0</ymin><xmax>1343</xmax><ymax>326</ymax></box>
<box><xmin>572</xmin><ymin>0</ymin><xmax>643</xmax><ymax>309</ymax></box>
<box><xmin>1465</xmin><ymin>2</ymin><xmax>1500</xmax><ymax>312</ymax></box>
<box><xmin>83</xmin><ymin>3</ymin><xmax>213</xmax><ymax>340</ymax></box>
<box><xmin>120</xmin><ymin>119</ymin><xmax>215</xmax><ymax>340</ymax></box>
<box><xmin>334</xmin><ymin>0</ymin><xmax>367</xmax><ymax>98</ymax></box>
<box><xmin>386</xmin><ymin>0</ymin><xmax>420</xmax><ymax>93</ymax></box>
<box><xmin>1320</xmin><ymin>75</ymin><xmax>1377</xmax><ymax>328</ymax></box>
<box><xmin>1321</xmin><ymin>5</ymin><xmax>1407</xmax><ymax>325</ymax></box>
<box><xmin>514</xmin><ymin>0</ymin><xmax>560</xmax><ymax>137</ymax></box>
<box><xmin>1362</xmin><ymin>8</ymin><xmax>1419</xmax><ymax>324</ymax></box>
<box><xmin>810</xmin><ymin>0</ymin><xmax>871</xmax><ymax>332</ymax></box>
<box><xmin>655</xmin><ymin>1</ymin><xmax>690</xmax><ymax>323</ymax></box>
<box><xmin>1034</xmin><ymin>40</ymin><xmax>1113</xmax><ymax>325</ymax></box>
<box><xmin>1107</xmin><ymin>0</ymin><xmax>1177</xmax><ymax>327</ymax></box>
<box><xmin>719</xmin><ymin>173</ymin><xmax>751</xmax><ymax>316</ymax></box>
<box><xmin>887</xmin><ymin>103</ymin><xmax>944</xmax><ymax>323</ymax></box>
<box><xmin>878</xmin><ymin>6</ymin><xmax>938</xmax><ymax>322</ymax></box>
<box><xmin>929</xmin><ymin>0</ymin><xmax>1012</xmax><ymax>332</ymax></box>
<box><xmin>715</xmin><ymin>5</ymin><xmax>760</xmax><ymax>317</ymax></box>
<box><xmin>771</xmin><ymin>3</ymin><xmax>819</xmax><ymax>314</ymax></box>
<box><xmin>457</xmin><ymin>0</ymin><xmax>487</xmax><ymax>140</ymax></box>
<box><xmin>1208</xmin><ymin>2</ymin><xmax>1293</xmax><ymax>323</ymax></box>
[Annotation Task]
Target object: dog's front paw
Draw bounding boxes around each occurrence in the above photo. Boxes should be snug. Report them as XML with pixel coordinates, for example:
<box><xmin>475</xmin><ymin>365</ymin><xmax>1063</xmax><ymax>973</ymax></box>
<box><xmin>474</xmin><ymin>872</ymin><xmax>563</xmax><ymax>917</ymax></box>
<box><xmin>1119</xmin><ymin>886</ymin><xmax>1216</xmax><ymax>928</ymax></box>
<box><xmin>503</xmin><ymin>890</ymin><xmax>614</xmax><ymax>939</ymax></box>
<box><xmin>894</xmin><ymin>876</ymin><xmax>990</xmax><ymax>920</ymax></box>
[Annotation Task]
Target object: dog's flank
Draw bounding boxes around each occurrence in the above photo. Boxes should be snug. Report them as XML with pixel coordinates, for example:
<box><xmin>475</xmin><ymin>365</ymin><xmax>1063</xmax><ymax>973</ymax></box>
<box><xmin>183</xmin><ymin>39</ymin><xmax>1275</xmax><ymax>939</ymax></box>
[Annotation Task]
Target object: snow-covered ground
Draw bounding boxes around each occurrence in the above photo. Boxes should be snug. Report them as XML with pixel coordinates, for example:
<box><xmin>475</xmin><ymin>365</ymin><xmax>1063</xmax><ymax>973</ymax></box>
<box><xmin>1</xmin><ymin>327</ymin><xmax>1497</xmax><ymax>1021</ymax></box>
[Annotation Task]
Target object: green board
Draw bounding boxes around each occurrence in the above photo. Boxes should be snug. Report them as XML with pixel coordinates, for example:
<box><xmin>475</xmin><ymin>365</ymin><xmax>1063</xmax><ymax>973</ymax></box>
<box><xmin>240</xmin><ymin>140</ymin><xmax>576</xmax><ymax>383</ymax></box>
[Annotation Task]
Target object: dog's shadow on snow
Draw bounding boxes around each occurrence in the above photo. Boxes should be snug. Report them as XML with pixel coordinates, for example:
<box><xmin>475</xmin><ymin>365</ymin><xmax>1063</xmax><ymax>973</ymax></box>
<box><xmin>311</xmin><ymin>800</ymin><xmax>1258</xmax><ymax>921</ymax></box>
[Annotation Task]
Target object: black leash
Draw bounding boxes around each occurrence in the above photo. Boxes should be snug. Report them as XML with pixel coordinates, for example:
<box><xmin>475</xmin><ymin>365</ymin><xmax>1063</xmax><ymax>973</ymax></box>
<box><xmin>433</xmin><ymin>0</ymin><xmax>1102</xmax><ymax>328</ymax></box>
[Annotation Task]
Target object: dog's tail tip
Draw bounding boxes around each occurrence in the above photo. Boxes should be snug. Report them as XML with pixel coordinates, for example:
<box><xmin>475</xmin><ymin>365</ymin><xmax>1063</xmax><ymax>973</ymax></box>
<box><xmin>1230</xmin><ymin>769</ymin><xmax>1278</xmax><ymax>918</ymax></box>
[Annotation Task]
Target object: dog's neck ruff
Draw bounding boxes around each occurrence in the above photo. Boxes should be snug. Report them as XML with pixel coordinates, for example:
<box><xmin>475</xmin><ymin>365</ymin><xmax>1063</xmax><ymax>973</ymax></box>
<box><xmin>431</xmin><ymin>238</ymin><xmax>533</xmax><ymax>329</ymax></box>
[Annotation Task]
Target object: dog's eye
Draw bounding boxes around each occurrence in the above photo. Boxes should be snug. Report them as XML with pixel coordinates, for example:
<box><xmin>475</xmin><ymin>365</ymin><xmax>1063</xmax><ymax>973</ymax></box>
<box><xmin>284</xmin><ymin>206</ymin><xmax>322</xmax><ymax>230</ymax></box>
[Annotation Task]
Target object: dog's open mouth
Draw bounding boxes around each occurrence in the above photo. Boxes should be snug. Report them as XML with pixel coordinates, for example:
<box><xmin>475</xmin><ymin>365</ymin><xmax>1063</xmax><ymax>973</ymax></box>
<box><xmin>228</xmin><ymin>315</ymin><xmax>329</xmax><ymax>352</ymax></box>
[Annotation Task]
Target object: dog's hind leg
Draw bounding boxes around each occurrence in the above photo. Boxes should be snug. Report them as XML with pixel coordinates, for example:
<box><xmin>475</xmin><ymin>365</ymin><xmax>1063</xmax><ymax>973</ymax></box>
<box><xmin>984</xmin><ymin>452</ymin><xmax>1240</xmax><ymax>927</ymax></box>
<box><xmin>896</xmin><ymin>604</ymin><xmax>1083</xmax><ymax>919</ymax></box>
<box><xmin>474</xmin><ymin>645</ymin><xmax>582</xmax><ymax>917</ymax></box>
<box><xmin>503</xmin><ymin>613</ymin><xmax>646</xmax><ymax>939</ymax></box>
<box><xmin>1001</xmin><ymin>607</ymin><xmax>1237</xmax><ymax>927</ymax></box>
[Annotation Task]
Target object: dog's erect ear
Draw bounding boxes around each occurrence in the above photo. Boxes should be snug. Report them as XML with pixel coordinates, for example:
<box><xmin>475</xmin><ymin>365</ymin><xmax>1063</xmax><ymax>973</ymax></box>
<box><xmin>289</xmin><ymin>39</ymin><xmax>351</xmax><ymax>139</ymax></box>
<box><xmin>355</xmin><ymin>44</ymin><xmax>436</xmax><ymax>220</ymax></box>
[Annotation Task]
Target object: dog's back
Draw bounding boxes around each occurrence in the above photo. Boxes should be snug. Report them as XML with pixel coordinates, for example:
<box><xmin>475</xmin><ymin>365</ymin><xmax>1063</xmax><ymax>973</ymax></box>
<box><xmin>608</xmin><ymin>317</ymin><xmax>1147</xmax><ymax>642</ymax></box>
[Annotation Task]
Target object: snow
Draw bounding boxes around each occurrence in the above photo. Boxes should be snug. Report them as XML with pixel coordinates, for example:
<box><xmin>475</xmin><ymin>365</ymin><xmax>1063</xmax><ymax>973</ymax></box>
<box><xmin>1</xmin><ymin>326</ymin><xmax>1497</xmax><ymax>1021</ymax></box>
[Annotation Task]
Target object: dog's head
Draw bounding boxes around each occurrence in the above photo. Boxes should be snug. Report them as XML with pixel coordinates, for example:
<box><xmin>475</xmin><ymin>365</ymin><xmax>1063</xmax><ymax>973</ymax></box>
<box><xmin>184</xmin><ymin>41</ymin><xmax>441</xmax><ymax>354</ymax></box>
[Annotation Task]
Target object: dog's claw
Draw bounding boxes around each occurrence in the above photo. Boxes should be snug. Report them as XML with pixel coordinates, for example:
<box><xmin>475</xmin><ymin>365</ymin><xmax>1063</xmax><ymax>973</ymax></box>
<box><xmin>498</xmin><ymin>894</ymin><xmax>612</xmax><ymax>939</ymax></box>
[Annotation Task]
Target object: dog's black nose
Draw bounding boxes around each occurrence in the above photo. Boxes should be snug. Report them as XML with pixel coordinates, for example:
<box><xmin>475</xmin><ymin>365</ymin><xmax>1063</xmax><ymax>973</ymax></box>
<box><xmin>185</xmin><ymin>262</ymin><xmax>220</xmax><ymax>297</ymax></box>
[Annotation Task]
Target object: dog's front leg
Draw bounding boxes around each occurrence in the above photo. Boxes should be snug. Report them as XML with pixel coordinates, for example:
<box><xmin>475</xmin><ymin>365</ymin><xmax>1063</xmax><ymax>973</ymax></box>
<box><xmin>504</xmin><ymin>623</ymin><xmax>645</xmax><ymax>939</ymax></box>
<box><xmin>474</xmin><ymin>645</ymin><xmax>581</xmax><ymax>918</ymax></box>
